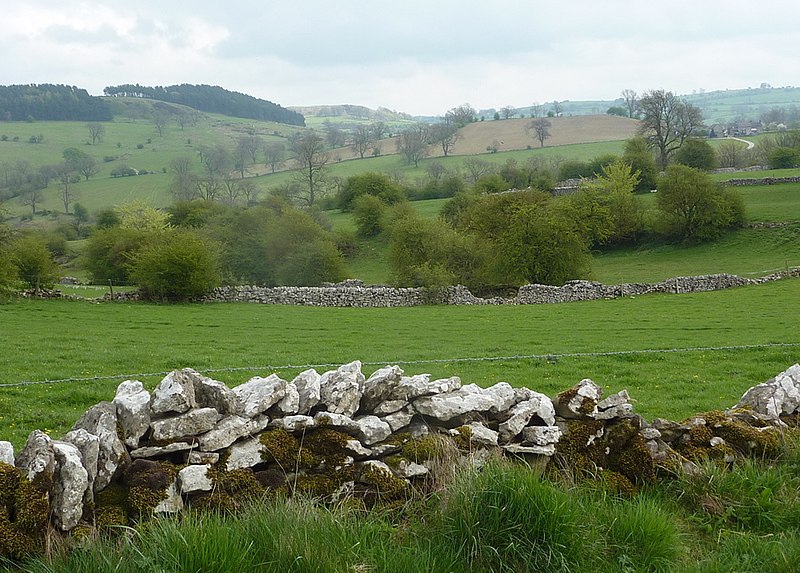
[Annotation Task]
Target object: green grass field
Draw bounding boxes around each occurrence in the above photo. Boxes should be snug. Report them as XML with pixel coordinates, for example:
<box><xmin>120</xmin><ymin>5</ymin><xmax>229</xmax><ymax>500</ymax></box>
<box><xmin>2</xmin><ymin>279</ymin><xmax>798</xmax><ymax>449</ymax></box>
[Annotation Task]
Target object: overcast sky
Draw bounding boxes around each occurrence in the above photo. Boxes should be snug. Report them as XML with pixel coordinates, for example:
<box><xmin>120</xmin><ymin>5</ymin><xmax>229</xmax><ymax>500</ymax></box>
<box><xmin>1</xmin><ymin>1</ymin><xmax>797</xmax><ymax>116</ymax></box>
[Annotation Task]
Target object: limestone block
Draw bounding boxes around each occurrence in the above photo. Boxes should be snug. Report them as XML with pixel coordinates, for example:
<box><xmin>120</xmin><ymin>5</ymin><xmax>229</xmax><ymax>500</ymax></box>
<box><xmin>151</xmin><ymin>369</ymin><xmax>198</xmax><ymax>415</ymax></box>
<box><xmin>233</xmin><ymin>374</ymin><xmax>288</xmax><ymax>418</ymax></box>
<box><xmin>360</xmin><ymin>365</ymin><xmax>404</xmax><ymax>411</ymax></box>
<box><xmin>382</xmin><ymin>408</ymin><xmax>414</xmax><ymax>433</ymax></box>
<box><xmin>502</xmin><ymin>443</ymin><xmax>556</xmax><ymax>456</ymax></box>
<box><xmin>413</xmin><ymin>385</ymin><xmax>496</xmax><ymax>422</ymax></box>
<box><xmin>192</xmin><ymin>372</ymin><xmax>241</xmax><ymax>415</ymax></box>
<box><xmin>292</xmin><ymin>369</ymin><xmax>321</xmax><ymax>415</ymax></box>
<box><xmin>313</xmin><ymin>411</ymin><xmax>360</xmax><ymax>434</ymax></box>
<box><xmin>482</xmin><ymin>382</ymin><xmax>517</xmax><ymax>416</ymax></box>
<box><xmin>188</xmin><ymin>451</ymin><xmax>219</xmax><ymax>465</ymax></box>
<box><xmin>154</xmin><ymin>481</ymin><xmax>184</xmax><ymax>513</ymax></box>
<box><xmin>392</xmin><ymin>375</ymin><xmax>461</xmax><ymax>402</ymax></box>
<box><xmin>373</xmin><ymin>399</ymin><xmax>408</xmax><ymax>415</ymax></box>
<box><xmin>51</xmin><ymin>441</ymin><xmax>89</xmax><ymax>531</ymax></box>
<box><xmin>226</xmin><ymin>437</ymin><xmax>264</xmax><ymax>471</ymax></box>
<box><xmin>277</xmin><ymin>382</ymin><xmax>300</xmax><ymax>415</ymax></box>
<box><xmin>391</xmin><ymin>459</ymin><xmax>429</xmax><ymax>478</ymax></box>
<box><xmin>270</xmin><ymin>415</ymin><xmax>316</xmax><ymax>432</ymax></box>
<box><xmin>150</xmin><ymin>407</ymin><xmax>221</xmax><ymax>441</ymax></box>
<box><xmin>63</xmin><ymin>428</ymin><xmax>100</xmax><ymax>501</ymax></box>
<box><xmin>0</xmin><ymin>441</ymin><xmax>14</xmax><ymax>465</ymax></box>
<box><xmin>355</xmin><ymin>416</ymin><xmax>393</xmax><ymax>445</ymax></box>
<box><xmin>178</xmin><ymin>464</ymin><xmax>213</xmax><ymax>494</ymax></box>
<box><xmin>458</xmin><ymin>422</ymin><xmax>499</xmax><ymax>447</ymax></box>
<box><xmin>318</xmin><ymin>361</ymin><xmax>365</xmax><ymax>417</ymax></box>
<box><xmin>344</xmin><ymin>439</ymin><xmax>372</xmax><ymax>459</ymax></box>
<box><xmin>554</xmin><ymin>379</ymin><xmax>602</xmax><ymax>419</ymax></box>
<box><xmin>72</xmin><ymin>402</ymin><xmax>128</xmax><ymax>492</ymax></box>
<box><xmin>113</xmin><ymin>380</ymin><xmax>151</xmax><ymax>448</ymax></box>
<box><xmin>521</xmin><ymin>425</ymin><xmax>562</xmax><ymax>446</ymax></box>
<box><xmin>130</xmin><ymin>442</ymin><xmax>193</xmax><ymax>459</ymax></box>
<box><xmin>597</xmin><ymin>389</ymin><xmax>631</xmax><ymax>410</ymax></box>
<box><xmin>198</xmin><ymin>414</ymin><xmax>270</xmax><ymax>452</ymax></box>
<box><xmin>16</xmin><ymin>430</ymin><xmax>55</xmax><ymax>482</ymax></box>
<box><xmin>736</xmin><ymin>364</ymin><xmax>800</xmax><ymax>418</ymax></box>
<box><xmin>497</xmin><ymin>393</ymin><xmax>555</xmax><ymax>443</ymax></box>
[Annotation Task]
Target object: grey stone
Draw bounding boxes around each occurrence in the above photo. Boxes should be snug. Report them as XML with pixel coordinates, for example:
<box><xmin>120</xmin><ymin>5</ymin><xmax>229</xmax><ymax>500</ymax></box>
<box><xmin>344</xmin><ymin>439</ymin><xmax>372</xmax><ymax>459</ymax></box>
<box><xmin>355</xmin><ymin>416</ymin><xmax>393</xmax><ymax>445</ymax></box>
<box><xmin>178</xmin><ymin>464</ymin><xmax>213</xmax><ymax>494</ymax></box>
<box><xmin>198</xmin><ymin>414</ymin><xmax>269</xmax><ymax>452</ymax></box>
<box><xmin>113</xmin><ymin>380</ymin><xmax>151</xmax><ymax>448</ymax></box>
<box><xmin>63</xmin><ymin>429</ymin><xmax>100</xmax><ymax>502</ymax></box>
<box><xmin>393</xmin><ymin>375</ymin><xmax>461</xmax><ymax>402</ymax></box>
<box><xmin>0</xmin><ymin>441</ymin><xmax>14</xmax><ymax>465</ymax></box>
<box><xmin>72</xmin><ymin>402</ymin><xmax>127</xmax><ymax>492</ymax></box>
<box><xmin>736</xmin><ymin>364</ymin><xmax>800</xmax><ymax>418</ymax></box>
<box><xmin>405</xmin><ymin>419</ymin><xmax>431</xmax><ymax>438</ymax></box>
<box><xmin>313</xmin><ymin>411</ymin><xmax>360</xmax><ymax>434</ymax></box>
<box><xmin>452</xmin><ymin>422</ymin><xmax>498</xmax><ymax>447</ymax></box>
<box><xmin>292</xmin><ymin>369</ymin><xmax>321</xmax><ymax>414</ymax></box>
<box><xmin>597</xmin><ymin>389</ymin><xmax>631</xmax><ymax>410</ymax></box>
<box><xmin>154</xmin><ymin>481</ymin><xmax>184</xmax><ymax>514</ymax></box>
<box><xmin>270</xmin><ymin>415</ymin><xmax>316</xmax><ymax>432</ymax></box>
<box><xmin>277</xmin><ymin>382</ymin><xmax>300</xmax><ymax>415</ymax></box>
<box><xmin>16</xmin><ymin>430</ymin><xmax>55</xmax><ymax>482</ymax></box>
<box><xmin>192</xmin><ymin>372</ymin><xmax>241</xmax><ymax>415</ymax></box>
<box><xmin>640</xmin><ymin>428</ymin><xmax>662</xmax><ymax>441</ymax></box>
<box><xmin>391</xmin><ymin>459</ymin><xmax>429</xmax><ymax>478</ymax></box>
<box><xmin>514</xmin><ymin>387</ymin><xmax>534</xmax><ymax>402</ymax></box>
<box><xmin>188</xmin><ymin>451</ymin><xmax>219</xmax><ymax>465</ymax></box>
<box><xmin>360</xmin><ymin>365</ymin><xmax>404</xmax><ymax>411</ymax></box>
<box><xmin>554</xmin><ymin>378</ymin><xmax>602</xmax><ymax>419</ymax></box>
<box><xmin>497</xmin><ymin>393</ymin><xmax>555</xmax><ymax>443</ymax></box>
<box><xmin>51</xmin><ymin>441</ymin><xmax>89</xmax><ymax>531</ymax></box>
<box><xmin>226</xmin><ymin>437</ymin><xmax>264</xmax><ymax>471</ymax></box>
<box><xmin>503</xmin><ymin>443</ymin><xmax>556</xmax><ymax>456</ymax></box>
<box><xmin>130</xmin><ymin>442</ymin><xmax>193</xmax><ymax>459</ymax></box>
<box><xmin>358</xmin><ymin>459</ymin><xmax>394</xmax><ymax>480</ymax></box>
<box><xmin>521</xmin><ymin>425</ymin><xmax>562</xmax><ymax>446</ymax></box>
<box><xmin>318</xmin><ymin>361</ymin><xmax>365</xmax><ymax>417</ymax></box>
<box><xmin>382</xmin><ymin>408</ymin><xmax>414</xmax><ymax>433</ymax></box>
<box><xmin>413</xmin><ymin>385</ymin><xmax>496</xmax><ymax>422</ymax></box>
<box><xmin>151</xmin><ymin>369</ymin><xmax>198</xmax><ymax>415</ymax></box>
<box><xmin>373</xmin><ymin>399</ymin><xmax>409</xmax><ymax>415</ymax></box>
<box><xmin>593</xmin><ymin>404</ymin><xmax>634</xmax><ymax>420</ymax></box>
<box><xmin>370</xmin><ymin>443</ymin><xmax>401</xmax><ymax>456</ymax></box>
<box><xmin>151</xmin><ymin>407</ymin><xmax>220</xmax><ymax>441</ymax></box>
<box><xmin>483</xmin><ymin>382</ymin><xmax>517</xmax><ymax>415</ymax></box>
<box><xmin>233</xmin><ymin>374</ymin><xmax>288</xmax><ymax>418</ymax></box>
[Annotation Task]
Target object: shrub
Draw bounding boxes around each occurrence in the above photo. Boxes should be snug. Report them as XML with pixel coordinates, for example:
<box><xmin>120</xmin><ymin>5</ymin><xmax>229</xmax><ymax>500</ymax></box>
<box><xmin>83</xmin><ymin>226</ymin><xmax>157</xmax><ymax>285</ymax></box>
<box><xmin>9</xmin><ymin>234</ymin><xmax>60</xmax><ymax>289</ymax></box>
<box><xmin>767</xmin><ymin>147</ymin><xmax>800</xmax><ymax>169</ymax></box>
<box><xmin>127</xmin><ymin>228</ymin><xmax>222</xmax><ymax>301</ymax></box>
<box><xmin>674</xmin><ymin>138</ymin><xmax>718</xmax><ymax>170</ymax></box>
<box><xmin>352</xmin><ymin>194</ymin><xmax>386</xmax><ymax>238</ymax></box>
<box><xmin>337</xmin><ymin>172</ymin><xmax>406</xmax><ymax>211</ymax></box>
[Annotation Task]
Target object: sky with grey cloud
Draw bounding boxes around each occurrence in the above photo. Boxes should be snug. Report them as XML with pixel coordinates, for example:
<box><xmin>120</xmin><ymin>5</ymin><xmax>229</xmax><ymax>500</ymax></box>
<box><xmin>1</xmin><ymin>1</ymin><xmax>796</xmax><ymax>116</ymax></box>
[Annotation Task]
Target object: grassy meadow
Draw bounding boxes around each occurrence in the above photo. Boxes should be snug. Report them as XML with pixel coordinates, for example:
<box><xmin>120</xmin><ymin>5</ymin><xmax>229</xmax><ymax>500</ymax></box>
<box><xmin>2</xmin><ymin>279</ymin><xmax>799</xmax><ymax>450</ymax></box>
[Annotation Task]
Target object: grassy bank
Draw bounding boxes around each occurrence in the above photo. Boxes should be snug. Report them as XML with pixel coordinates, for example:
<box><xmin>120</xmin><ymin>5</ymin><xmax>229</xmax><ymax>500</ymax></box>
<box><xmin>2</xmin><ymin>279</ymin><xmax>799</xmax><ymax>449</ymax></box>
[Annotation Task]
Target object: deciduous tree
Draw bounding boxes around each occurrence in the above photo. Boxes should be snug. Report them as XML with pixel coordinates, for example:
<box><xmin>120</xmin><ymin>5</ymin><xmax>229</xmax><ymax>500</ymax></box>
<box><xmin>527</xmin><ymin>118</ymin><xmax>552</xmax><ymax>147</ymax></box>
<box><xmin>621</xmin><ymin>89</ymin><xmax>638</xmax><ymax>118</ymax></box>
<box><xmin>86</xmin><ymin>122</ymin><xmax>105</xmax><ymax>145</ymax></box>
<box><xmin>638</xmin><ymin>90</ymin><xmax>705</xmax><ymax>169</ymax></box>
<box><xmin>396</xmin><ymin>124</ymin><xmax>429</xmax><ymax>167</ymax></box>
<box><xmin>291</xmin><ymin>130</ymin><xmax>330</xmax><ymax>207</ymax></box>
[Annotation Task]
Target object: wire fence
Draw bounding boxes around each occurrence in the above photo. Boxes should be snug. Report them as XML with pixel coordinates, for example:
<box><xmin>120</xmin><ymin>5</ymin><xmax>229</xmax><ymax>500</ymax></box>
<box><xmin>2</xmin><ymin>342</ymin><xmax>798</xmax><ymax>389</ymax></box>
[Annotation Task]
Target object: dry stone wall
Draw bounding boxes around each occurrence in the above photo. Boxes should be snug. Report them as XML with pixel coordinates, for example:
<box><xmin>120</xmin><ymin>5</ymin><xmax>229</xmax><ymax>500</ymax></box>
<box><xmin>2</xmin><ymin>361</ymin><xmax>799</xmax><ymax>558</ymax></box>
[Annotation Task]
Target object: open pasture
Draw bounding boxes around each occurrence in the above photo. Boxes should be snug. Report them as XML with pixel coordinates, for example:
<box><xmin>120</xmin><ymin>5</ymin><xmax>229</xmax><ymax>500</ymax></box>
<box><xmin>1</xmin><ymin>279</ymin><xmax>798</xmax><ymax>449</ymax></box>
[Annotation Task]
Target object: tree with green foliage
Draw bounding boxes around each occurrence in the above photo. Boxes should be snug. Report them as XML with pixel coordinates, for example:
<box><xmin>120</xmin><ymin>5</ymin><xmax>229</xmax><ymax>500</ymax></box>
<box><xmin>128</xmin><ymin>228</ymin><xmax>222</xmax><ymax>301</ymax></box>
<box><xmin>352</xmin><ymin>194</ymin><xmax>386</xmax><ymax>238</ymax></box>
<box><xmin>428</xmin><ymin>123</ymin><xmax>460</xmax><ymax>157</ymax></box>
<box><xmin>350</xmin><ymin>125</ymin><xmax>374</xmax><ymax>159</ymax></box>
<box><xmin>674</xmin><ymin>138</ymin><xmax>717</xmax><ymax>170</ymax></box>
<box><xmin>638</xmin><ymin>90</ymin><xmax>705</xmax><ymax>169</ymax></box>
<box><xmin>656</xmin><ymin>164</ymin><xmax>746</xmax><ymax>242</ymax></box>
<box><xmin>337</xmin><ymin>172</ymin><xmax>406</xmax><ymax>211</ymax></box>
<box><xmin>767</xmin><ymin>147</ymin><xmax>800</xmax><ymax>169</ymax></box>
<box><xmin>0</xmin><ymin>210</ymin><xmax>17</xmax><ymax>291</ymax></box>
<box><xmin>10</xmin><ymin>234</ymin><xmax>60</xmax><ymax>289</ymax></box>
<box><xmin>84</xmin><ymin>226</ymin><xmax>158</xmax><ymax>285</ymax></box>
<box><xmin>622</xmin><ymin>136</ymin><xmax>658</xmax><ymax>192</ymax></box>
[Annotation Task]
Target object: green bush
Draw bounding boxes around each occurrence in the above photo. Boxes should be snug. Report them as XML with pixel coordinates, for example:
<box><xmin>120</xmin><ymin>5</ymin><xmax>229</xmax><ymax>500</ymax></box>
<box><xmin>337</xmin><ymin>172</ymin><xmax>406</xmax><ymax>211</ymax></box>
<box><xmin>84</xmin><ymin>226</ymin><xmax>157</xmax><ymax>285</ymax></box>
<box><xmin>767</xmin><ymin>146</ymin><xmax>800</xmax><ymax>169</ymax></box>
<box><xmin>127</xmin><ymin>228</ymin><xmax>222</xmax><ymax>301</ymax></box>
<box><xmin>674</xmin><ymin>138</ymin><xmax>718</xmax><ymax>170</ymax></box>
<box><xmin>9</xmin><ymin>234</ymin><xmax>60</xmax><ymax>289</ymax></box>
<box><xmin>352</xmin><ymin>194</ymin><xmax>387</xmax><ymax>238</ymax></box>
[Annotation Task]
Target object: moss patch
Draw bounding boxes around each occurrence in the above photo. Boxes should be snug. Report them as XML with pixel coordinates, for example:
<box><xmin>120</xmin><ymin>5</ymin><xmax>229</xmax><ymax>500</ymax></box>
<box><xmin>125</xmin><ymin>459</ymin><xmax>178</xmax><ymax>516</ymax></box>
<box><xmin>0</xmin><ymin>462</ymin><xmax>49</xmax><ymax>560</ymax></box>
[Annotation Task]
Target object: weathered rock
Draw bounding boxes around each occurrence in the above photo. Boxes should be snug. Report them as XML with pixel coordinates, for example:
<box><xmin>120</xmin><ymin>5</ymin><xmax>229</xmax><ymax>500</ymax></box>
<box><xmin>640</xmin><ymin>427</ymin><xmax>662</xmax><ymax>441</ymax></box>
<box><xmin>360</xmin><ymin>365</ymin><xmax>404</xmax><ymax>411</ymax></box>
<box><xmin>413</xmin><ymin>384</ymin><xmax>496</xmax><ymax>422</ymax></box>
<box><xmin>192</xmin><ymin>372</ymin><xmax>241</xmax><ymax>415</ymax></box>
<box><xmin>458</xmin><ymin>422</ymin><xmax>499</xmax><ymax>447</ymax></box>
<box><xmin>393</xmin><ymin>375</ymin><xmax>462</xmax><ymax>402</ymax></box>
<box><xmin>277</xmin><ymin>383</ymin><xmax>300</xmax><ymax>415</ymax></box>
<box><xmin>130</xmin><ymin>442</ymin><xmax>193</xmax><ymax>459</ymax></box>
<box><xmin>373</xmin><ymin>399</ymin><xmax>409</xmax><ymax>416</ymax></box>
<box><xmin>226</xmin><ymin>437</ymin><xmax>264</xmax><ymax>471</ymax></box>
<box><xmin>198</xmin><ymin>414</ymin><xmax>270</xmax><ymax>452</ymax></box>
<box><xmin>188</xmin><ymin>451</ymin><xmax>219</xmax><ymax>465</ymax></box>
<box><xmin>318</xmin><ymin>361</ymin><xmax>365</xmax><ymax>417</ymax></box>
<box><xmin>113</xmin><ymin>380</ymin><xmax>151</xmax><ymax>448</ymax></box>
<box><xmin>483</xmin><ymin>382</ymin><xmax>518</xmax><ymax>416</ymax></box>
<box><xmin>151</xmin><ymin>369</ymin><xmax>198</xmax><ymax>415</ymax></box>
<box><xmin>735</xmin><ymin>363</ymin><xmax>800</xmax><ymax>417</ymax></box>
<box><xmin>313</xmin><ymin>411</ymin><xmax>360</xmax><ymax>434</ymax></box>
<box><xmin>233</xmin><ymin>374</ymin><xmax>288</xmax><ymax>418</ymax></box>
<box><xmin>63</xmin><ymin>429</ymin><xmax>99</xmax><ymax>501</ymax></box>
<box><xmin>150</xmin><ymin>407</ymin><xmax>221</xmax><ymax>441</ymax></box>
<box><xmin>370</xmin><ymin>443</ymin><xmax>401</xmax><ymax>456</ymax></box>
<box><xmin>391</xmin><ymin>459</ymin><xmax>429</xmax><ymax>478</ymax></box>
<box><xmin>405</xmin><ymin>419</ymin><xmax>431</xmax><ymax>439</ymax></box>
<box><xmin>597</xmin><ymin>389</ymin><xmax>631</xmax><ymax>410</ymax></box>
<box><xmin>521</xmin><ymin>425</ymin><xmax>562</xmax><ymax>446</ymax></box>
<box><xmin>270</xmin><ymin>415</ymin><xmax>316</xmax><ymax>432</ymax></box>
<box><xmin>594</xmin><ymin>404</ymin><xmax>634</xmax><ymax>420</ymax></box>
<box><xmin>154</xmin><ymin>482</ymin><xmax>184</xmax><ymax>514</ymax></box>
<box><xmin>497</xmin><ymin>393</ymin><xmax>555</xmax><ymax>443</ymax></box>
<box><xmin>357</xmin><ymin>459</ymin><xmax>394</xmax><ymax>480</ymax></box>
<box><xmin>16</xmin><ymin>430</ymin><xmax>55</xmax><ymax>482</ymax></box>
<box><xmin>344</xmin><ymin>439</ymin><xmax>372</xmax><ymax>459</ymax></box>
<box><xmin>72</xmin><ymin>402</ymin><xmax>127</xmax><ymax>492</ymax></box>
<box><xmin>178</xmin><ymin>464</ymin><xmax>213</xmax><ymax>494</ymax></box>
<box><xmin>0</xmin><ymin>441</ymin><xmax>14</xmax><ymax>465</ymax></box>
<box><xmin>514</xmin><ymin>387</ymin><xmax>534</xmax><ymax>402</ymax></box>
<box><xmin>292</xmin><ymin>369</ymin><xmax>321</xmax><ymax>414</ymax></box>
<box><xmin>554</xmin><ymin>379</ymin><xmax>602</xmax><ymax>419</ymax></box>
<box><xmin>503</xmin><ymin>443</ymin><xmax>556</xmax><ymax>456</ymax></box>
<box><xmin>51</xmin><ymin>441</ymin><xmax>89</xmax><ymax>531</ymax></box>
<box><xmin>382</xmin><ymin>408</ymin><xmax>414</xmax><ymax>433</ymax></box>
<box><xmin>355</xmin><ymin>416</ymin><xmax>393</xmax><ymax>445</ymax></box>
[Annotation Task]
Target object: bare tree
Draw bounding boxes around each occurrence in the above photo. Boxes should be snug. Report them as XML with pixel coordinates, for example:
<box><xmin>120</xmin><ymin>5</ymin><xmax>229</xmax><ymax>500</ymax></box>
<box><xmin>323</xmin><ymin>120</ymin><xmax>347</xmax><ymax>148</ymax></box>
<box><xmin>20</xmin><ymin>186</ymin><xmax>44</xmax><ymax>215</ymax></box>
<box><xmin>527</xmin><ymin>118</ymin><xmax>552</xmax><ymax>147</ymax></box>
<box><xmin>152</xmin><ymin>111</ymin><xmax>170</xmax><ymax>137</ymax></box>
<box><xmin>351</xmin><ymin>124</ymin><xmax>374</xmax><ymax>159</ymax></box>
<box><xmin>291</xmin><ymin>130</ymin><xmax>330</xmax><ymax>207</ymax></box>
<box><xmin>638</xmin><ymin>89</ymin><xmax>705</xmax><ymax>169</ymax></box>
<box><xmin>238</xmin><ymin>178</ymin><xmax>260</xmax><ymax>206</ymax></box>
<box><xmin>500</xmin><ymin>105</ymin><xmax>516</xmax><ymax>119</ymax></box>
<box><xmin>530</xmin><ymin>102</ymin><xmax>544</xmax><ymax>118</ymax></box>
<box><xmin>551</xmin><ymin>101</ymin><xmax>563</xmax><ymax>117</ymax></box>
<box><xmin>169</xmin><ymin>156</ymin><xmax>197</xmax><ymax>201</ymax></box>
<box><xmin>621</xmin><ymin>89</ymin><xmax>638</xmax><ymax>118</ymax></box>
<box><xmin>57</xmin><ymin>163</ymin><xmax>78</xmax><ymax>213</ymax></box>
<box><xmin>263</xmin><ymin>142</ymin><xmax>286</xmax><ymax>173</ymax></box>
<box><xmin>86</xmin><ymin>122</ymin><xmax>105</xmax><ymax>145</ymax></box>
<box><xmin>716</xmin><ymin>140</ymin><xmax>746</xmax><ymax>168</ymax></box>
<box><xmin>429</xmin><ymin>123</ymin><xmax>460</xmax><ymax>157</ymax></box>
<box><xmin>426</xmin><ymin>161</ymin><xmax>447</xmax><ymax>181</ymax></box>
<box><xmin>369</xmin><ymin>121</ymin><xmax>388</xmax><ymax>140</ymax></box>
<box><xmin>445</xmin><ymin>103</ymin><xmax>477</xmax><ymax>127</ymax></box>
<box><xmin>462</xmin><ymin>158</ymin><xmax>495</xmax><ymax>185</ymax></box>
<box><xmin>396</xmin><ymin>124</ymin><xmax>429</xmax><ymax>166</ymax></box>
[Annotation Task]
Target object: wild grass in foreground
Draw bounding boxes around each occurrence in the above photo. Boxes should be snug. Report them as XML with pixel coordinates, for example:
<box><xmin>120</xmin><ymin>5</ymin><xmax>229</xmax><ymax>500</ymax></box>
<box><xmin>7</xmin><ymin>441</ymin><xmax>800</xmax><ymax>573</ymax></box>
<box><xmin>1</xmin><ymin>279</ymin><xmax>799</xmax><ymax>449</ymax></box>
